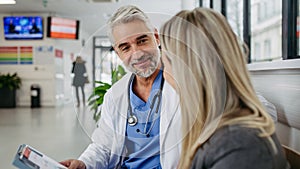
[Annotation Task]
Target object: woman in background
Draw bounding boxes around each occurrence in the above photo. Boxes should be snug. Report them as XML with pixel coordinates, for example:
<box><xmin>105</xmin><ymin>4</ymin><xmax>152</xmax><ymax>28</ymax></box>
<box><xmin>160</xmin><ymin>8</ymin><xmax>289</xmax><ymax>169</ymax></box>
<box><xmin>72</xmin><ymin>56</ymin><xmax>87</xmax><ymax>107</ymax></box>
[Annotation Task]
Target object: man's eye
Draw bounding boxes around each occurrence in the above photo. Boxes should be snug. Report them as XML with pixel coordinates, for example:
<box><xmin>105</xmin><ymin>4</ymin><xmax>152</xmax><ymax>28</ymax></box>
<box><xmin>137</xmin><ymin>39</ymin><xmax>148</xmax><ymax>45</ymax></box>
<box><xmin>120</xmin><ymin>46</ymin><xmax>130</xmax><ymax>52</ymax></box>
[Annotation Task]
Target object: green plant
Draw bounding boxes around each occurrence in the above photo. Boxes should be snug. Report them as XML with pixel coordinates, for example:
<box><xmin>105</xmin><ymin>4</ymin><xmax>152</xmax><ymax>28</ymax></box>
<box><xmin>88</xmin><ymin>65</ymin><xmax>126</xmax><ymax>122</ymax></box>
<box><xmin>0</xmin><ymin>73</ymin><xmax>22</xmax><ymax>90</ymax></box>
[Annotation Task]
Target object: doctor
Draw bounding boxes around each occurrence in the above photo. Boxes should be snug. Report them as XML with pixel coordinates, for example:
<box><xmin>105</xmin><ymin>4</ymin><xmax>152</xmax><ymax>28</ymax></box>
<box><xmin>60</xmin><ymin>5</ymin><xmax>277</xmax><ymax>169</ymax></box>
<box><xmin>60</xmin><ymin>5</ymin><xmax>181</xmax><ymax>169</ymax></box>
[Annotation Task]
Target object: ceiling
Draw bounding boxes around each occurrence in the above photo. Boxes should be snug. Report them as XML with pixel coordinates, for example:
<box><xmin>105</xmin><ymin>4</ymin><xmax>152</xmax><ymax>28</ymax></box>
<box><xmin>0</xmin><ymin>0</ymin><xmax>182</xmax><ymax>36</ymax></box>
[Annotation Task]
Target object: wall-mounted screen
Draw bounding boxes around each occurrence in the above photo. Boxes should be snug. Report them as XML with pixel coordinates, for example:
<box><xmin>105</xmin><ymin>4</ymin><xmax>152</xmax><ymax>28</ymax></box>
<box><xmin>3</xmin><ymin>16</ymin><xmax>43</xmax><ymax>40</ymax></box>
<box><xmin>47</xmin><ymin>17</ymin><xmax>79</xmax><ymax>39</ymax></box>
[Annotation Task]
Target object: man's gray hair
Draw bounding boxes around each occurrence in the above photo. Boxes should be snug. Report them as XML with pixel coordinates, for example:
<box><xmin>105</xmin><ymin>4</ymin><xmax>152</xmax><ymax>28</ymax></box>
<box><xmin>107</xmin><ymin>5</ymin><xmax>154</xmax><ymax>44</ymax></box>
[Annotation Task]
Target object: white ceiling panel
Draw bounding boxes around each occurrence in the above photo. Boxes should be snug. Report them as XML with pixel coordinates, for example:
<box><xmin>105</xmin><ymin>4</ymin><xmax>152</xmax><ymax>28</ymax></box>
<box><xmin>0</xmin><ymin>0</ymin><xmax>182</xmax><ymax>36</ymax></box>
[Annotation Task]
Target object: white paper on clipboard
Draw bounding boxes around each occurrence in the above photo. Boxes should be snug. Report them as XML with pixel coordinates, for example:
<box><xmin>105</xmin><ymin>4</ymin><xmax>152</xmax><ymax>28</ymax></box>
<box><xmin>14</xmin><ymin>144</ymin><xmax>67</xmax><ymax>169</ymax></box>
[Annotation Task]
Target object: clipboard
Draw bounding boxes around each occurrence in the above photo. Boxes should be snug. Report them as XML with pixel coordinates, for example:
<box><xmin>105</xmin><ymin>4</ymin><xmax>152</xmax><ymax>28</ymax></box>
<box><xmin>12</xmin><ymin>144</ymin><xmax>67</xmax><ymax>169</ymax></box>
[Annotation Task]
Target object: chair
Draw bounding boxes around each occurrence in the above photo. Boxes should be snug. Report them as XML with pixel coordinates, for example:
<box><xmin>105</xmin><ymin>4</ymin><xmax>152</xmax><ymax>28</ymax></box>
<box><xmin>282</xmin><ymin>145</ymin><xmax>300</xmax><ymax>169</ymax></box>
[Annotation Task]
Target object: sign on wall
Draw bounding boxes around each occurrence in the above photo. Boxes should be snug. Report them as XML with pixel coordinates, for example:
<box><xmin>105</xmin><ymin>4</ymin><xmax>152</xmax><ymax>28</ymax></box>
<box><xmin>34</xmin><ymin>46</ymin><xmax>54</xmax><ymax>64</ymax></box>
<box><xmin>20</xmin><ymin>47</ymin><xmax>33</xmax><ymax>64</ymax></box>
<box><xmin>0</xmin><ymin>46</ymin><xmax>33</xmax><ymax>64</ymax></box>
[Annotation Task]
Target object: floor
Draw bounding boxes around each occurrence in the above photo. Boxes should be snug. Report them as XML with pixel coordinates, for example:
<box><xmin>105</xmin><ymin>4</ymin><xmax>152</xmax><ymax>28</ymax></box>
<box><xmin>0</xmin><ymin>102</ymin><xmax>96</xmax><ymax>169</ymax></box>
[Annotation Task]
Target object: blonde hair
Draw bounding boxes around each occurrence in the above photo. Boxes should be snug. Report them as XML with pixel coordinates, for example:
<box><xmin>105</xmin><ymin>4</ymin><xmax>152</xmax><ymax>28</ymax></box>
<box><xmin>160</xmin><ymin>8</ymin><xmax>275</xmax><ymax>168</ymax></box>
<box><xmin>107</xmin><ymin>5</ymin><xmax>154</xmax><ymax>44</ymax></box>
<box><xmin>75</xmin><ymin>56</ymin><xmax>84</xmax><ymax>63</ymax></box>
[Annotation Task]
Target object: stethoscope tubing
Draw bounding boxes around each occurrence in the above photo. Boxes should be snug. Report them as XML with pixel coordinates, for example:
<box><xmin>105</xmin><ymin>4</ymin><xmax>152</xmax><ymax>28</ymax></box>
<box><xmin>127</xmin><ymin>73</ymin><xmax>164</xmax><ymax>135</ymax></box>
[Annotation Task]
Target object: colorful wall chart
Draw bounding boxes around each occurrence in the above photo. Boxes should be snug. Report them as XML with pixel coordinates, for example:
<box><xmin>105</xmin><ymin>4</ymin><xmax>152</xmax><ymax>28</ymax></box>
<box><xmin>0</xmin><ymin>46</ymin><xmax>33</xmax><ymax>64</ymax></box>
<box><xmin>0</xmin><ymin>46</ymin><xmax>18</xmax><ymax>64</ymax></box>
<box><xmin>20</xmin><ymin>46</ymin><xmax>33</xmax><ymax>64</ymax></box>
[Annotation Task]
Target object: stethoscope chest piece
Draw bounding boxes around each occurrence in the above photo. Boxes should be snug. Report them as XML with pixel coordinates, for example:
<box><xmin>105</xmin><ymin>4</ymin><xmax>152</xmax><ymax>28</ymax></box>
<box><xmin>128</xmin><ymin>115</ymin><xmax>138</xmax><ymax>126</ymax></box>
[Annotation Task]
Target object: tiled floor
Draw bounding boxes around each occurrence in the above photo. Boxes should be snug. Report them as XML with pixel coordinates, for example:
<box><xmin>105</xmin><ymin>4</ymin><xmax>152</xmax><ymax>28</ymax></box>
<box><xmin>0</xmin><ymin>102</ymin><xmax>96</xmax><ymax>169</ymax></box>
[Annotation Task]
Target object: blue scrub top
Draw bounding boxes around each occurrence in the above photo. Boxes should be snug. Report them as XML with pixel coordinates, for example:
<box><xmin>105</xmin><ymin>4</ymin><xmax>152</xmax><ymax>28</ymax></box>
<box><xmin>122</xmin><ymin>71</ymin><xmax>163</xmax><ymax>169</ymax></box>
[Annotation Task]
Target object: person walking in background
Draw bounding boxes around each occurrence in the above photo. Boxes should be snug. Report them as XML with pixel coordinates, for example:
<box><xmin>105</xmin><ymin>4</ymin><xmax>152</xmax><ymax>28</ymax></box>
<box><xmin>160</xmin><ymin>7</ymin><xmax>289</xmax><ymax>169</ymax></box>
<box><xmin>72</xmin><ymin>56</ymin><xmax>87</xmax><ymax>107</ymax></box>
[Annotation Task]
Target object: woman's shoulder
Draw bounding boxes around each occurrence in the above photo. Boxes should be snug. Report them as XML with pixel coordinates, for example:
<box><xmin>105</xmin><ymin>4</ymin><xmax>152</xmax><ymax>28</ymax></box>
<box><xmin>207</xmin><ymin>125</ymin><xmax>265</xmax><ymax>148</ymax></box>
<box><xmin>191</xmin><ymin>125</ymin><xmax>289</xmax><ymax>169</ymax></box>
<box><xmin>200</xmin><ymin>125</ymin><xmax>267</xmax><ymax>158</ymax></box>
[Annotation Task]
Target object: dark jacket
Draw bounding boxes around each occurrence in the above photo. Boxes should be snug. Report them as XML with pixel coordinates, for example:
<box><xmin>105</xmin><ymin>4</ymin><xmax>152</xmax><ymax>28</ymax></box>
<box><xmin>72</xmin><ymin>61</ymin><xmax>87</xmax><ymax>87</ymax></box>
<box><xmin>191</xmin><ymin>125</ymin><xmax>290</xmax><ymax>169</ymax></box>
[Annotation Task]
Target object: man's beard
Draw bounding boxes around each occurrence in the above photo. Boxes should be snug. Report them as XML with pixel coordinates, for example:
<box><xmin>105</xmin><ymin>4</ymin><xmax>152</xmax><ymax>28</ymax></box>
<box><xmin>126</xmin><ymin>51</ymin><xmax>160</xmax><ymax>78</ymax></box>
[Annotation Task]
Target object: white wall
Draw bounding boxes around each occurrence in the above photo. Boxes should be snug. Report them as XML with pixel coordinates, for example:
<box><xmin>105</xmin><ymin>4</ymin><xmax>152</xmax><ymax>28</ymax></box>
<box><xmin>248</xmin><ymin>59</ymin><xmax>300</xmax><ymax>152</ymax></box>
<box><xmin>0</xmin><ymin>13</ymin><xmax>94</xmax><ymax>106</ymax></box>
<box><xmin>0</xmin><ymin>65</ymin><xmax>56</xmax><ymax>106</ymax></box>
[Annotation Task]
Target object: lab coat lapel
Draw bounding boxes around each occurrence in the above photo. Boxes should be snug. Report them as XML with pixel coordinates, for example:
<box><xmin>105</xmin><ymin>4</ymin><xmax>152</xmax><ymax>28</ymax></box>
<box><xmin>160</xmin><ymin>81</ymin><xmax>181</xmax><ymax>144</ymax></box>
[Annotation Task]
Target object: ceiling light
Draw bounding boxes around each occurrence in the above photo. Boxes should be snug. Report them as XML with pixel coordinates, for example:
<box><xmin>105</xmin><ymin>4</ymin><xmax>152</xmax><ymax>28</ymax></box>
<box><xmin>0</xmin><ymin>0</ymin><xmax>16</xmax><ymax>5</ymax></box>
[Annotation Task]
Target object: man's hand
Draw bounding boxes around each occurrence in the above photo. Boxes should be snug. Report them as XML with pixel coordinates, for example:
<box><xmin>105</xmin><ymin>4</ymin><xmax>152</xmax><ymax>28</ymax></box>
<box><xmin>60</xmin><ymin>159</ymin><xmax>86</xmax><ymax>169</ymax></box>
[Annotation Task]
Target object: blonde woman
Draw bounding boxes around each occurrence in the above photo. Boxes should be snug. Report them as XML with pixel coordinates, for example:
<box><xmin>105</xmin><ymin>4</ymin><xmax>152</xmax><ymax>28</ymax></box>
<box><xmin>160</xmin><ymin>8</ymin><xmax>289</xmax><ymax>169</ymax></box>
<box><xmin>72</xmin><ymin>56</ymin><xmax>87</xmax><ymax>107</ymax></box>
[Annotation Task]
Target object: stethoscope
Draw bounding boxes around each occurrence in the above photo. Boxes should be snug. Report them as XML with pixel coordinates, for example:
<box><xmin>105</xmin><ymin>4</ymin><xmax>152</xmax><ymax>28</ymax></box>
<box><xmin>127</xmin><ymin>73</ymin><xmax>164</xmax><ymax>135</ymax></box>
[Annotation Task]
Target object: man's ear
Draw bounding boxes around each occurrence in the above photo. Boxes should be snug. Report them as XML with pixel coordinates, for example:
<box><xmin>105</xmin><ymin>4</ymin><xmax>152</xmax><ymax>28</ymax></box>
<box><xmin>112</xmin><ymin>46</ymin><xmax>119</xmax><ymax>55</ymax></box>
<box><xmin>154</xmin><ymin>28</ymin><xmax>160</xmax><ymax>46</ymax></box>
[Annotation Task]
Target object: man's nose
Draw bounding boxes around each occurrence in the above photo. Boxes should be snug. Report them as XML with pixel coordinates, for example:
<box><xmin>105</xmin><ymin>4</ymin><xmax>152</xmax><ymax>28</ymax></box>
<box><xmin>131</xmin><ymin>44</ymin><xmax>144</xmax><ymax>58</ymax></box>
<box><xmin>131</xmin><ymin>43</ymin><xmax>140</xmax><ymax>52</ymax></box>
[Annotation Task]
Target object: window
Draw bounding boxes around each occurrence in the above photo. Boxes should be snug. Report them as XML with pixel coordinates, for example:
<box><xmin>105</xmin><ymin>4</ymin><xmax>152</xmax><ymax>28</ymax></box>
<box><xmin>251</xmin><ymin>0</ymin><xmax>282</xmax><ymax>62</ymax></box>
<box><xmin>257</xmin><ymin>0</ymin><xmax>280</xmax><ymax>23</ymax></box>
<box><xmin>268</xmin><ymin>0</ymin><xmax>275</xmax><ymax>17</ymax></box>
<box><xmin>93</xmin><ymin>37</ymin><xmax>122</xmax><ymax>84</ymax></box>
<box><xmin>257</xmin><ymin>3</ymin><xmax>261</xmax><ymax>22</ymax></box>
<box><xmin>253</xmin><ymin>42</ymin><xmax>261</xmax><ymax>61</ymax></box>
<box><xmin>202</xmin><ymin>0</ymin><xmax>211</xmax><ymax>8</ymax></box>
<box><xmin>259</xmin><ymin>1</ymin><xmax>267</xmax><ymax>21</ymax></box>
<box><xmin>212</xmin><ymin>0</ymin><xmax>222</xmax><ymax>13</ymax></box>
<box><xmin>226</xmin><ymin>0</ymin><xmax>244</xmax><ymax>40</ymax></box>
<box><xmin>208</xmin><ymin>0</ymin><xmax>296</xmax><ymax>61</ymax></box>
<box><xmin>264</xmin><ymin>39</ymin><xmax>271</xmax><ymax>60</ymax></box>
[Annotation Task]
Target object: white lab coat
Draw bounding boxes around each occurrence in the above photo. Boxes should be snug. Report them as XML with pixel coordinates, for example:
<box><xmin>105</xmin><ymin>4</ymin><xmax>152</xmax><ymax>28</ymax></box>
<box><xmin>79</xmin><ymin>73</ymin><xmax>182</xmax><ymax>169</ymax></box>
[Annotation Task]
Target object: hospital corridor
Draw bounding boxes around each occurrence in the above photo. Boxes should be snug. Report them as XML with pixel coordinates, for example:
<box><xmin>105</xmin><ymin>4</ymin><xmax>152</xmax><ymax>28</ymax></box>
<box><xmin>0</xmin><ymin>101</ymin><xmax>94</xmax><ymax>168</ymax></box>
<box><xmin>0</xmin><ymin>0</ymin><xmax>300</xmax><ymax>168</ymax></box>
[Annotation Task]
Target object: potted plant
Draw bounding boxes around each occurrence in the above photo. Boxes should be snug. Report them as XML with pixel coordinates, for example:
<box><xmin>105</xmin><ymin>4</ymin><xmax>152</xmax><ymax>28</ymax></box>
<box><xmin>88</xmin><ymin>65</ymin><xmax>126</xmax><ymax>122</ymax></box>
<box><xmin>0</xmin><ymin>73</ymin><xmax>22</xmax><ymax>108</ymax></box>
